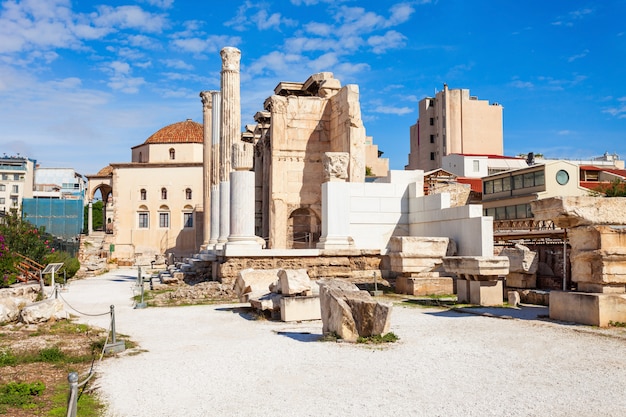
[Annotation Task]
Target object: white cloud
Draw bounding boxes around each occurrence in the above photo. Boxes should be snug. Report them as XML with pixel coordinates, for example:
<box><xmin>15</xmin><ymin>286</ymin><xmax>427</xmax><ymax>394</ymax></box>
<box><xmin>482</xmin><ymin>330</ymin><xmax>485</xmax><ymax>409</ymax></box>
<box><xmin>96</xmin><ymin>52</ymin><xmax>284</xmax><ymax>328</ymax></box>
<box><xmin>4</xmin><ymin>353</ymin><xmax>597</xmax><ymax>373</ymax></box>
<box><xmin>557</xmin><ymin>130</ymin><xmax>573</xmax><ymax>135</ymax></box>
<box><xmin>373</xmin><ymin>105</ymin><xmax>413</xmax><ymax>115</ymax></box>
<box><xmin>510</xmin><ymin>80</ymin><xmax>534</xmax><ymax>89</ymax></box>
<box><xmin>92</xmin><ymin>5</ymin><xmax>168</xmax><ymax>33</ymax></box>
<box><xmin>161</xmin><ymin>59</ymin><xmax>194</xmax><ymax>70</ymax></box>
<box><xmin>567</xmin><ymin>49</ymin><xmax>589</xmax><ymax>62</ymax></box>
<box><xmin>552</xmin><ymin>7</ymin><xmax>593</xmax><ymax>27</ymax></box>
<box><xmin>367</xmin><ymin>30</ymin><xmax>406</xmax><ymax>54</ymax></box>
<box><xmin>171</xmin><ymin>35</ymin><xmax>241</xmax><ymax>54</ymax></box>
<box><xmin>226</xmin><ymin>2</ymin><xmax>297</xmax><ymax>32</ymax></box>
<box><xmin>144</xmin><ymin>0</ymin><xmax>174</xmax><ymax>9</ymax></box>
<box><xmin>603</xmin><ymin>97</ymin><xmax>626</xmax><ymax>119</ymax></box>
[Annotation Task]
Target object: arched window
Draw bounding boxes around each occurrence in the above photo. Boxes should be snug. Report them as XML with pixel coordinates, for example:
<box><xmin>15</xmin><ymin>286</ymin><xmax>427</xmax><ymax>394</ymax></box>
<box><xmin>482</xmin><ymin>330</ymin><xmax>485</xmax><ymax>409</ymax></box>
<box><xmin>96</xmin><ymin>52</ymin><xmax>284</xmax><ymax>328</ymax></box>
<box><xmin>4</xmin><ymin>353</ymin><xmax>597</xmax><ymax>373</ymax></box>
<box><xmin>140</xmin><ymin>189</ymin><xmax>147</xmax><ymax>200</ymax></box>
<box><xmin>169</xmin><ymin>148</ymin><xmax>175</xmax><ymax>160</ymax></box>
<box><xmin>161</xmin><ymin>188</ymin><xmax>167</xmax><ymax>200</ymax></box>
<box><xmin>138</xmin><ymin>205</ymin><xmax>149</xmax><ymax>229</ymax></box>
<box><xmin>185</xmin><ymin>188</ymin><xmax>192</xmax><ymax>200</ymax></box>
<box><xmin>183</xmin><ymin>205</ymin><xmax>194</xmax><ymax>228</ymax></box>
<box><xmin>158</xmin><ymin>205</ymin><xmax>170</xmax><ymax>228</ymax></box>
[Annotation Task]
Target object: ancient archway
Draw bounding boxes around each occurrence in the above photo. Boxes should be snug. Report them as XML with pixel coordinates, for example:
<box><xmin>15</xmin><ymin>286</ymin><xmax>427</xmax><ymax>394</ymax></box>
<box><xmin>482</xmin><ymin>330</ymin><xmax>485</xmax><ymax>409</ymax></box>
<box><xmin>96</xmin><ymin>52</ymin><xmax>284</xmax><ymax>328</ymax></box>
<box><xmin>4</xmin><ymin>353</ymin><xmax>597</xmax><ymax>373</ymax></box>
<box><xmin>288</xmin><ymin>208</ymin><xmax>320</xmax><ymax>249</ymax></box>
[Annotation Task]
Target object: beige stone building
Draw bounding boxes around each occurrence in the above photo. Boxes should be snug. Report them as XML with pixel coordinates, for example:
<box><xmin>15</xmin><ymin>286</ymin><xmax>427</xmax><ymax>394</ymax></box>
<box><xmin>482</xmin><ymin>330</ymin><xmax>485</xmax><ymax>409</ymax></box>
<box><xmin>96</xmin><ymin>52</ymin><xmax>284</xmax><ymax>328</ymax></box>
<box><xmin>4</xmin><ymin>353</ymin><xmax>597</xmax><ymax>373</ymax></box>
<box><xmin>406</xmin><ymin>84</ymin><xmax>503</xmax><ymax>171</ymax></box>
<box><xmin>87</xmin><ymin>119</ymin><xmax>204</xmax><ymax>260</ymax></box>
<box><xmin>249</xmin><ymin>72</ymin><xmax>388</xmax><ymax>249</ymax></box>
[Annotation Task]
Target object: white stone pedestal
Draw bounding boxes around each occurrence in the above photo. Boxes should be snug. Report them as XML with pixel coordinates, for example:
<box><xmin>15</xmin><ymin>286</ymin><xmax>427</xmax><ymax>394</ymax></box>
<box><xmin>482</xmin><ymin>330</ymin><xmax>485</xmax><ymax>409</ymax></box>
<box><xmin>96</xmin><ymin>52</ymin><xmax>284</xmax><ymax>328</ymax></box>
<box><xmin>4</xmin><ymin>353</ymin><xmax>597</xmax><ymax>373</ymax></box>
<box><xmin>317</xmin><ymin>181</ymin><xmax>354</xmax><ymax>249</ymax></box>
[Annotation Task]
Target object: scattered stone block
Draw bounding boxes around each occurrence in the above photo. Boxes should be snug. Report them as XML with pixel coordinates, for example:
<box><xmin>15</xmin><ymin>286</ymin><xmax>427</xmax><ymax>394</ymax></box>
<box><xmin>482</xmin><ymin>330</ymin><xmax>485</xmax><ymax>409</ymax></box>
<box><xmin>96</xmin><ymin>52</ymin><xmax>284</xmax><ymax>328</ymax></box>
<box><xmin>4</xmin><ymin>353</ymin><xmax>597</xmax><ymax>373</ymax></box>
<box><xmin>508</xmin><ymin>290</ymin><xmax>521</xmax><ymax>307</ymax></box>
<box><xmin>549</xmin><ymin>291</ymin><xmax>626</xmax><ymax>327</ymax></box>
<box><xmin>233</xmin><ymin>268</ymin><xmax>281</xmax><ymax>302</ymax></box>
<box><xmin>280</xmin><ymin>296</ymin><xmax>321</xmax><ymax>322</ymax></box>
<box><xmin>279</xmin><ymin>269</ymin><xmax>312</xmax><ymax>295</ymax></box>
<box><xmin>19</xmin><ymin>299</ymin><xmax>67</xmax><ymax>324</ymax></box>
<box><xmin>318</xmin><ymin>278</ymin><xmax>392</xmax><ymax>342</ymax></box>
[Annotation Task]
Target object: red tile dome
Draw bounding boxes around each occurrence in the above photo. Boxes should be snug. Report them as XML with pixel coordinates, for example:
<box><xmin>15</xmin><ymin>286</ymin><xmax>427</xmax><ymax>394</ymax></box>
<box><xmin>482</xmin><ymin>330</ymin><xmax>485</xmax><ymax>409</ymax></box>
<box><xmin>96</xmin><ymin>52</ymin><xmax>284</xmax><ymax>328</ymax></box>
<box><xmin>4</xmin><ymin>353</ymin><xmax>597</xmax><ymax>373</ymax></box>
<box><xmin>144</xmin><ymin>119</ymin><xmax>203</xmax><ymax>144</ymax></box>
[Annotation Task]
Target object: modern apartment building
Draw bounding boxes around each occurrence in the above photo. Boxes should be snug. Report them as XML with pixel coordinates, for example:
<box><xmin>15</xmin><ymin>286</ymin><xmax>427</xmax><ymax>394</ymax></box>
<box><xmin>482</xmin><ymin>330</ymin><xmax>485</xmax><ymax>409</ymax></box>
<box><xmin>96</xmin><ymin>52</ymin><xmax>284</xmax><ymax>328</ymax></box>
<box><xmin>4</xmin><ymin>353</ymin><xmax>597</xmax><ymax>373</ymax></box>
<box><xmin>0</xmin><ymin>155</ymin><xmax>35</xmax><ymax>215</ymax></box>
<box><xmin>406</xmin><ymin>84</ymin><xmax>503</xmax><ymax>172</ymax></box>
<box><xmin>481</xmin><ymin>160</ymin><xmax>588</xmax><ymax>224</ymax></box>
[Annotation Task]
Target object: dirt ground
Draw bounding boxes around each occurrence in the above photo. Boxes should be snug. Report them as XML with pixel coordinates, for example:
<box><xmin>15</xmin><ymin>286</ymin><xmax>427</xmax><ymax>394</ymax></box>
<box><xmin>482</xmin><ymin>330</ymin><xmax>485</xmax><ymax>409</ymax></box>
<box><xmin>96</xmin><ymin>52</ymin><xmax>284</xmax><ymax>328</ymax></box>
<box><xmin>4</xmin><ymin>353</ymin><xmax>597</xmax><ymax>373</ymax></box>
<box><xmin>0</xmin><ymin>320</ymin><xmax>109</xmax><ymax>416</ymax></box>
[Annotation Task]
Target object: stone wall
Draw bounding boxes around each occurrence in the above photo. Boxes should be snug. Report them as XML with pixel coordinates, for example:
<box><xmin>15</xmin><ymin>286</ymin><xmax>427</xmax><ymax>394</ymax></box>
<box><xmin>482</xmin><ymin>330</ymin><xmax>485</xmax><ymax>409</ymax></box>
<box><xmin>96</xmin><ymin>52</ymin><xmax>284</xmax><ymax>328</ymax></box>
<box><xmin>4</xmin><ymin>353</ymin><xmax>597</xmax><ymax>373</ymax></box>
<box><xmin>217</xmin><ymin>251</ymin><xmax>383</xmax><ymax>287</ymax></box>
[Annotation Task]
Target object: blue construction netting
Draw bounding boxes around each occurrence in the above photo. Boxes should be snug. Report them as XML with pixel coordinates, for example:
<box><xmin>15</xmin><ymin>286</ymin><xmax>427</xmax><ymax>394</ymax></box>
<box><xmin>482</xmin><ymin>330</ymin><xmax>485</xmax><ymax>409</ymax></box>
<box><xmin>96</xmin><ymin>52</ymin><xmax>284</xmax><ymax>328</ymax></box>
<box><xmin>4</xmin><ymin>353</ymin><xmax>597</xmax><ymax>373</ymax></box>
<box><xmin>22</xmin><ymin>198</ymin><xmax>84</xmax><ymax>239</ymax></box>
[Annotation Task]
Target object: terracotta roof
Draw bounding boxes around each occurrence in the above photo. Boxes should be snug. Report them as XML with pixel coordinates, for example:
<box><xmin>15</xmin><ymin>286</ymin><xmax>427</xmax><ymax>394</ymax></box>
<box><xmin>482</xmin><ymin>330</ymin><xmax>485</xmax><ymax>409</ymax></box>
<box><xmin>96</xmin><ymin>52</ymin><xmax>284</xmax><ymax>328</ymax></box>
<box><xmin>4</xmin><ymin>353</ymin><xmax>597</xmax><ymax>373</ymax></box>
<box><xmin>144</xmin><ymin>119</ymin><xmax>203</xmax><ymax>145</ymax></box>
<box><xmin>95</xmin><ymin>165</ymin><xmax>113</xmax><ymax>176</ymax></box>
<box><xmin>457</xmin><ymin>177</ymin><xmax>483</xmax><ymax>193</ymax></box>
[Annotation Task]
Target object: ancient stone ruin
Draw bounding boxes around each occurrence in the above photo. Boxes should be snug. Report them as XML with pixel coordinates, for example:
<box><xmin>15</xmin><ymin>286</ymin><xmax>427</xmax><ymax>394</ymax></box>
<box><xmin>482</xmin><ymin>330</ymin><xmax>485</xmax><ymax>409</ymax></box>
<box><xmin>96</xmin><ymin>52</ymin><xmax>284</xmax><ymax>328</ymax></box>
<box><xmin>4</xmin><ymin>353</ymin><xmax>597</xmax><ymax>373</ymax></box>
<box><xmin>531</xmin><ymin>196</ymin><xmax>626</xmax><ymax>326</ymax></box>
<box><xmin>318</xmin><ymin>278</ymin><xmax>392</xmax><ymax>342</ymax></box>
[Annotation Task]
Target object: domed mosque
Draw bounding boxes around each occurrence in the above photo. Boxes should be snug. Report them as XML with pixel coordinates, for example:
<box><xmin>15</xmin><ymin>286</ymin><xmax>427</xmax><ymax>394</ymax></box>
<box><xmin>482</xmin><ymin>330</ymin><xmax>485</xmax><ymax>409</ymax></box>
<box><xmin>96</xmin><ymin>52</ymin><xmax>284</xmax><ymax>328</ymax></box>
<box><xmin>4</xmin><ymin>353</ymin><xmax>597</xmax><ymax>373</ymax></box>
<box><xmin>86</xmin><ymin>119</ymin><xmax>205</xmax><ymax>263</ymax></box>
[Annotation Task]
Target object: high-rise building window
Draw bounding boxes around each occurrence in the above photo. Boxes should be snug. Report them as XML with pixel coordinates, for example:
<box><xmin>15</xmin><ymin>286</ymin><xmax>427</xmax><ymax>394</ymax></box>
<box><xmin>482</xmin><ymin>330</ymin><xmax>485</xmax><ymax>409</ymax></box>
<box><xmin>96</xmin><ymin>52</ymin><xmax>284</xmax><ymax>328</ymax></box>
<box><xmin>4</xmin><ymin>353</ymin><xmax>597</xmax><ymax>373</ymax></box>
<box><xmin>161</xmin><ymin>188</ymin><xmax>167</xmax><ymax>200</ymax></box>
<box><xmin>140</xmin><ymin>189</ymin><xmax>147</xmax><ymax>200</ymax></box>
<box><xmin>429</xmin><ymin>118</ymin><xmax>434</xmax><ymax>126</ymax></box>
<box><xmin>430</xmin><ymin>135</ymin><xmax>435</xmax><ymax>143</ymax></box>
<box><xmin>0</xmin><ymin>185</ymin><xmax>5</xmax><ymax>191</ymax></box>
<box><xmin>430</xmin><ymin>152</ymin><xmax>435</xmax><ymax>161</ymax></box>
<box><xmin>11</xmin><ymin>185</ymin><xmax>18</xmax><ymax>193</ymax></box>
<box><xmin>185</xmin><ymin>188</ymin><xmax>192</xmax><ymax>200</ymax></box>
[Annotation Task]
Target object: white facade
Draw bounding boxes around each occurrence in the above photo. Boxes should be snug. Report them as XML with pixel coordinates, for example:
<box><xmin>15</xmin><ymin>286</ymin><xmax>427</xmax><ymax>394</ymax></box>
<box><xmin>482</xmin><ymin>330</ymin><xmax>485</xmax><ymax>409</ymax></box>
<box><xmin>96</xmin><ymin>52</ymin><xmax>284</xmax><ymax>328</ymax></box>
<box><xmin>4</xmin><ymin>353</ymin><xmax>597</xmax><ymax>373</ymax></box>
<box><xmin>0</xmin><ymin>156</ymin><xmax>35</xmax><ymax>214</ymax></box>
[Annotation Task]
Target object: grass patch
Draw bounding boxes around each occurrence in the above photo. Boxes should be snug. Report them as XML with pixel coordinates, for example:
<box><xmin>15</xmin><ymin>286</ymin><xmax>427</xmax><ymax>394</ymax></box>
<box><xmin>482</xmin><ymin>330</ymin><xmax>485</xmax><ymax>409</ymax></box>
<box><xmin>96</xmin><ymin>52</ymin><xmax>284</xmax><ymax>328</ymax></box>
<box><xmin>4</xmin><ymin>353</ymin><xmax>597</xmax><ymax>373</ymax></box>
<box><xmin>0</xmin><ymin>381</ymin><xmax>45</xmax><ymax>412</ymax></box>
<box><xmin>357</xmin><ymin>332</ymin><xmax>399</xmax><ymax>344</ymax></box>
<box><xmin>319</xmin><ymin>332</ymin><xmax>340</xmax><ymax>342</ymax></box>
<box><xmin>48</xmin><ymin>381</ymin><xmax>103</xmax><ymax>417</ymax></box>
<box><xmin>609</xmin><ymin>320</ymin><xmax>626</xmax><ymax>328</ymax></box>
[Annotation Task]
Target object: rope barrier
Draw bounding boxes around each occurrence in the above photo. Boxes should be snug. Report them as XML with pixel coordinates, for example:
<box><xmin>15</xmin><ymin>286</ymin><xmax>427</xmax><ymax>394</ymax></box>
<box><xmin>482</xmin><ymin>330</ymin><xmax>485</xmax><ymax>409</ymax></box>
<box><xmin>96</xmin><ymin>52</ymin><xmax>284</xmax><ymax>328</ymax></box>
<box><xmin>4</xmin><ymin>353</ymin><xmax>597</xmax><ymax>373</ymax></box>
<box><xmin>58</xmin><ymin>292</ymin><xmax>111</xmax><ymax>317</ymax></box>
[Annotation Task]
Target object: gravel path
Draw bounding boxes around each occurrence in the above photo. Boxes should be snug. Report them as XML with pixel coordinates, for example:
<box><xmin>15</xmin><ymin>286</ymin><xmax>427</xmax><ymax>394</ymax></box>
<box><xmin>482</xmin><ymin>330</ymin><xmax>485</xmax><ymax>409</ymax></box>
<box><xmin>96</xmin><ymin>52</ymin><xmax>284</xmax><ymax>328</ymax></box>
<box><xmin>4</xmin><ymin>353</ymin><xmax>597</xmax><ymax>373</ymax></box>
<box><xmin>60</xmin><ymin>269</ymin><xmax>626</xmax><ymax>417</ymax></box>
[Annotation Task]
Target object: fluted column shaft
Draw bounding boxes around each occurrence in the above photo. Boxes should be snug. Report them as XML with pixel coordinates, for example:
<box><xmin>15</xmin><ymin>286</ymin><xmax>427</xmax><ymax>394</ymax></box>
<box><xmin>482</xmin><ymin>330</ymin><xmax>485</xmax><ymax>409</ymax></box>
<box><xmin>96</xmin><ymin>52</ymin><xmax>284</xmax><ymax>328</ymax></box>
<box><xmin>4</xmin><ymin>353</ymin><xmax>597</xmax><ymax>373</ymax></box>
<box><xmin>209</xmin><ymin>91</ymin><xmax>221</xmax><ymax>245</ymax></box>
<box><xmin>217</xmin><ymin>47</ymin><xmax>241</xmax><ymax>245</ymax></box>
<box><xmin>199</xmin><ymin>91</ymin><xmax>212</xmax><ymax>248</ymax></box>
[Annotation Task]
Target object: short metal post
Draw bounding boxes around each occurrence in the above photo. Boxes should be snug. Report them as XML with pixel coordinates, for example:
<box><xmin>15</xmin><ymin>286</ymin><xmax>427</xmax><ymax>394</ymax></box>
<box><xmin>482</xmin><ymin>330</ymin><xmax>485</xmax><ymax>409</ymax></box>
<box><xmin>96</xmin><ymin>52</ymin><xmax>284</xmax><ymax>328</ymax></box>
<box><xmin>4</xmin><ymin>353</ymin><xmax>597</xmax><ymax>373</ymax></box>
<box><xmin>67</xmin><ymin>371</ymin><xmax>78</xmax><ymax>417</ymax></box>
<box><xmin>137</xmin><ymin>266</ymin><xmax>142</xmax><ymax>287</ymax></box>
<box><xmin>110</xmin><ymin>305</ymin><xmax>116</xmax><ymax>344</ymax></box>
<box><xmin>103</xmin><ymin>305</ymin><xmax>125</xmax><ymax>354</ymax></box>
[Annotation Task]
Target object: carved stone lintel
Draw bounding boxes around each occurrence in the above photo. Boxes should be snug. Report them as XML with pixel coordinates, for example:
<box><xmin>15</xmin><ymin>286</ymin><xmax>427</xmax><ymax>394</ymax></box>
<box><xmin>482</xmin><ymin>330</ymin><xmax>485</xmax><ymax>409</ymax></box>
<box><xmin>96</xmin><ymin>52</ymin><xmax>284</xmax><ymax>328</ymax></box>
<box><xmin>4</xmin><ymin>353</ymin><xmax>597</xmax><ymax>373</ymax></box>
<box><xmin>232</xmin><ymin>142</ymin><xmax>254</xmax><ymax>171</ymax></box>
<box><xmin>322</xmin><ymin>152</ymin><xmax>349</xmax><ymax>182</ymax></box>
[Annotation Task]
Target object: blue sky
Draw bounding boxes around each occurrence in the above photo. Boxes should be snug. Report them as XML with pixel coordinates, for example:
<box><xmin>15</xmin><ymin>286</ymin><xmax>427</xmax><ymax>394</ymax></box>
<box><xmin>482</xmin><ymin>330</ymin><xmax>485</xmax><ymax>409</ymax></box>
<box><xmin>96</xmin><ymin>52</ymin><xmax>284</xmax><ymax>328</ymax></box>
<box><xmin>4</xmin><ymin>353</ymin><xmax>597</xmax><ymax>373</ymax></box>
<box><xmin>1</xmin><ymin>0</ymin><xmax>625</xmax><ymax>176</ymax></box>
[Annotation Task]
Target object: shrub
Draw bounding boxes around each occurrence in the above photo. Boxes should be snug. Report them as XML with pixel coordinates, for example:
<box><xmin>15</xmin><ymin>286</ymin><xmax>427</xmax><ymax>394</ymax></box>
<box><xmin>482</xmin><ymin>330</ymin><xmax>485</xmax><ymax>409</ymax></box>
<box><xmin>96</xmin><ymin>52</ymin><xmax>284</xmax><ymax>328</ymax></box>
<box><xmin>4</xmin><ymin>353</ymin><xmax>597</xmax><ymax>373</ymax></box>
<box><xmin>0</xmin><ymin>381</ymin><xmax>45</xmax><ymax>407</ymax></box>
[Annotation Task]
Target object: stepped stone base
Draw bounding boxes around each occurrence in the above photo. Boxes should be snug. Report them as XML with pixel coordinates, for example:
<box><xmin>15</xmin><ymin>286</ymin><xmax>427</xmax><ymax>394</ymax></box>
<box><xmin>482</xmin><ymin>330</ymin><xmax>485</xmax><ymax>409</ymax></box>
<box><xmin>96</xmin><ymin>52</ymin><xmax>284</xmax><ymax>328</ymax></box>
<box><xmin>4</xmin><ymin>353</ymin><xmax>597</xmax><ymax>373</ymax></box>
<box><xmin>549</xmin><ymin>291</ymin><xmax>626</xmax><ymax>327</ymax></box>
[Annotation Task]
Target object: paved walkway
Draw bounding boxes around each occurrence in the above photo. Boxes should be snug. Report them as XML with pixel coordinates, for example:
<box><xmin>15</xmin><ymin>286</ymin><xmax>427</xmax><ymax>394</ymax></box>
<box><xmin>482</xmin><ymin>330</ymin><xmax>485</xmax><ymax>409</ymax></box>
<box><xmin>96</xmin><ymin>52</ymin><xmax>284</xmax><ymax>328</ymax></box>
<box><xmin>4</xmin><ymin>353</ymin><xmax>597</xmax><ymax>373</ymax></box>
<box><xmin>60</xmin><ymin>269</ymin><xmax>626</xmax><ymax>417</ymax></box>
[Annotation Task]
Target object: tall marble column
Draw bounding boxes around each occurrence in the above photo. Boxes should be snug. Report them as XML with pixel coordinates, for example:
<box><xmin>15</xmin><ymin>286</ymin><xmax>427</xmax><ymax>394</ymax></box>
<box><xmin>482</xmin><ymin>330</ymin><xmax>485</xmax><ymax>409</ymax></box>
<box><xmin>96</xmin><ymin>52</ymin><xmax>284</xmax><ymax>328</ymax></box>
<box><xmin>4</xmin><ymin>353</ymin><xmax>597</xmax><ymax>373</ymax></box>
<box><xmin>209</xmin><ymin>91</ymin><xmax>221</xmax><ymax>246</ymax></box>
<box><xmin>199</xmin><ymin>91</ymin><xmax>212</xmax><ymax>249</ymax></box>
<box><xmin>217</xmin><ymin>46</ymin><xmax>241</xmax><ymax>246</ymax></box>
<box><xmin>225</xmin><ymin>142</ymin><xmax>261</xmax><ymax>252</ymax></box>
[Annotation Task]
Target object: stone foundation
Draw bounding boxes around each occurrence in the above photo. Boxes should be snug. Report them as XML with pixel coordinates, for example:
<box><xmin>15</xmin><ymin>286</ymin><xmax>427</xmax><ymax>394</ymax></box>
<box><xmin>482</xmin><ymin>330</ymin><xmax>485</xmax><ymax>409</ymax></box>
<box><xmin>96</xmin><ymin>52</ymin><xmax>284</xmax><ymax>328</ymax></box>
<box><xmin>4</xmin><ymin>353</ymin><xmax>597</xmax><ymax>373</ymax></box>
<box><xmin>217</xmin><ymin>250</ymin><xmax>382</xmax><ymax>287</ymax></box>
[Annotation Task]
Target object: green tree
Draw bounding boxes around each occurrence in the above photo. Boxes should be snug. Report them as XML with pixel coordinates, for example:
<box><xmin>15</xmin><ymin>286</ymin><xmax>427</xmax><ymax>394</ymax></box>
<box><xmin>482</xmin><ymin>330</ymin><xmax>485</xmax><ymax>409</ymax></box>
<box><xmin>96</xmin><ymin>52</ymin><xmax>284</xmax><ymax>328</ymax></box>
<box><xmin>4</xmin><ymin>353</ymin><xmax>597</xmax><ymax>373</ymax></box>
<box><xmin>83</xmin><ymin>200</ymin><xmax>104</xmax><ymax>232</ymax></box>
<box><xmin>0</xmin><ymin>212</ymin><xmax>55</xmax><ymax>286</ymax></box>
<box><xmin>602</xmin><ymin>179</ymin><xmax>626</xmax><ymax>197</ymax></box>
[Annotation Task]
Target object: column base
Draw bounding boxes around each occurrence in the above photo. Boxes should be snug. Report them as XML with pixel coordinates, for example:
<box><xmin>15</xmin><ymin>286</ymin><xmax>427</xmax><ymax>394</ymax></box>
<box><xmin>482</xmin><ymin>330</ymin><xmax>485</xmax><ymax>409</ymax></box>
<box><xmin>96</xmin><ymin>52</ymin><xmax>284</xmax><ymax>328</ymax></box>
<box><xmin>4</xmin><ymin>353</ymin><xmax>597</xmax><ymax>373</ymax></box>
<box><xmin>316</xmin><ymin>236</ymin><xmax>354</xmax><ymax>250</ymax></box>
